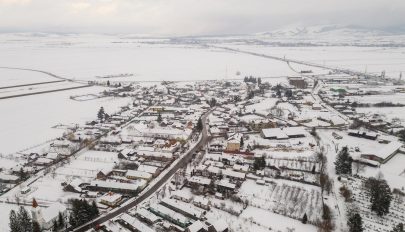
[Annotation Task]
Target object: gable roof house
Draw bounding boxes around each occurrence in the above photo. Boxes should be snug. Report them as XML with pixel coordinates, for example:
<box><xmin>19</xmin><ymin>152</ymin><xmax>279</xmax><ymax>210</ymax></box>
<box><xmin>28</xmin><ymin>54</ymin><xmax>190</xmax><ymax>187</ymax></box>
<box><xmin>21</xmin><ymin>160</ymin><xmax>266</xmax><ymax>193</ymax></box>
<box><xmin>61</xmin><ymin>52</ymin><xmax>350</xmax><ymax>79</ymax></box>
<box><xmin>31</xmin><ymin>201</ymin><xmax>67</xmax><ymax>231</ymax></box>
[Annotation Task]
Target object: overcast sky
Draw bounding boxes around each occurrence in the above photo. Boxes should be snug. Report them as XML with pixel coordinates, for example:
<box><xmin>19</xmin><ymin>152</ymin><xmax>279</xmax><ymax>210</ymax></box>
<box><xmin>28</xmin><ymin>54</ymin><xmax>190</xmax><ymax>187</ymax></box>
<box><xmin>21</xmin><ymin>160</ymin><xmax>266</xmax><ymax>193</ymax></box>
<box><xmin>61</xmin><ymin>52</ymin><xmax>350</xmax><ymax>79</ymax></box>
<box><xmin>0</xmin><ymin>0</ymin><xmax>404</xmax><ymax>35</ymax></box>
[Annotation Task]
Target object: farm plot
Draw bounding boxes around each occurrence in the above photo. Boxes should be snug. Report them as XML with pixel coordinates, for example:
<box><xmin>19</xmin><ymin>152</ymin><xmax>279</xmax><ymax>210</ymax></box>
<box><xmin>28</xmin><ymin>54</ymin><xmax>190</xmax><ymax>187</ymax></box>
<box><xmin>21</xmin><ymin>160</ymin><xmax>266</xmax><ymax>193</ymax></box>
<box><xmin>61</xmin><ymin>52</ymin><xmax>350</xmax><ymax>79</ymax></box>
<box><xmin>237</xmin><ymin>179</ymin><xmax>323</xmax><ymax>224</ymax></box>
<box><xmin>347</xmin><ymin>177</ymin><xmax>405</xmax><ymax>232</ymax></box>
<box><xmin>266</xmin><ymin>157</ymin><xmax>320</xmax><ymax>173</ymax></box>
<box><xmin>265</xmin><ymin>157</ymin><xmax>320</xmax><ymax>185</ymax></box>
<box><xmin>55</xmin><ymin>150</ymin><xmax>118</xmax><ymax>180</ymax></box>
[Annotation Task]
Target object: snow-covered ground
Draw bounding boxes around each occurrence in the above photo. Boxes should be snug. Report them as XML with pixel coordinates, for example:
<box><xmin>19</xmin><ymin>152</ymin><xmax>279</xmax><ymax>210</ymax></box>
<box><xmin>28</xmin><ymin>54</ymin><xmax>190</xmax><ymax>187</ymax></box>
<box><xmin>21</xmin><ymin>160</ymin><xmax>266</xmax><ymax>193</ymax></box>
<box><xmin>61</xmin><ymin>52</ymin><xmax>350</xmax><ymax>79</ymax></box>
<box><xmin>0</xmin><ymin>68</ymin><xmax>56</xmax><ymax>87</ymax></box>
<box><xmin>0</xmin><ymin>86</ymin><xmax>132</xmax><ymax>155</ymax></box>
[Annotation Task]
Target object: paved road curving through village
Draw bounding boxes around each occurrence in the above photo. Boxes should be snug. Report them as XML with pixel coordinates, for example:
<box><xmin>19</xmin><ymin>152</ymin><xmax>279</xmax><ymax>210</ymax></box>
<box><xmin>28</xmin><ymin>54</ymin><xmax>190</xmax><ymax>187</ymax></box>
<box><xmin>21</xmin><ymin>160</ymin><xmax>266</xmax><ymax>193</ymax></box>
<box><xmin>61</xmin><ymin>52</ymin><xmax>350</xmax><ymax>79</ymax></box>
<box><xmin>73</xmin><ymin>110</ymin><xmax>212</xmax><ymax>232</ymax></box>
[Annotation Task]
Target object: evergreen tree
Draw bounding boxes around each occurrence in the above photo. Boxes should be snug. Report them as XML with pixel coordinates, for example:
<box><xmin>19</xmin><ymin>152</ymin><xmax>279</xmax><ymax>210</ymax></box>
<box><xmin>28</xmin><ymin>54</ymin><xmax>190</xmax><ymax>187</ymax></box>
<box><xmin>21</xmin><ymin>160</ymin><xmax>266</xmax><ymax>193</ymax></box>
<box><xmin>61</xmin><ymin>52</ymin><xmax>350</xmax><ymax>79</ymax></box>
<box><xmin>276</xmin><ymin>89</ymin><xmax>282</xmax><ymax>98</ymax></box>
<box><xmin>258</xmin><ymin>77</ymin><xmax>262</xmax><ymax>85</ymax></box>
<box><xmin>209</xmin><ymin>98</ymin><xmax>217</xmax><ymax>107</ymax></box>
<box><xmin>52</xmin><ymin>220</ymin><xmax>58</xmax><ymax>232</ymax></box>
<box><xmin>240</xmin><ymin>137</ymin><xmax>244</xmax><ymax>148</ymax></box>
<box><xmin>391</xmin><ymin>223</ymin><xmax>404</xmax><ymax>232</ymax></box>
<box><xmin>311</xmin><ymin>165</ymin><xmax>316</xmax><ymax>174</ymax></box>
<box><xmin>247</xmin><ymin>91</ymin><xmax>254</xmax><ymax>99</ymax></box>
<box><xmin>260</xmin><ymin>156</ymin><xmax>266</xmax><ymax>168</ymax></box>
<box><xmin>58</xmin><ymin>212</ymin><xmax>65</xmax><ymax>229</ymax></box>
<box><xmin>157</xmin><ymin>112</ymin><xmax>162</xmax><ymax>123</ymax></box>
<box><xmin>19</xmin><ymin>167</ymin><xmax>27</xmax><ymax>180</ymax></box>
<box><xmin>365</xmin><ymin>177</ymin><xmax>392</xmax><ymax>216</ymax></box>
<box><xmin>90</xmin><ymin>201</ymin><xmax>99</xmax><ymax>218</ymax></box>
<box><xmin>196</xmin><ymin>117</ymin><xmax>203</xmax><ymax>131</ymax></box>
<box><xmin>106</xmin><ymin>80</ymin><xmax>110</xmax><ymax>86</ymax></box>
<box><xmin>253</xmin><ymin>156</ymin><xmax>266</xmax><ymax>170</ymax></box>
<box><xmin>17</xmin><ymin>206</ymin><xmax>32</xmax><ymax>232</ymax></box>
<box><xmin>302</xmin><ymin>213</ymin><xmax>308</xmax><ymax>224</ymax></box>
<box><xmin>69</xmin><ymin>214</ymin><xmax>77</xmax><ymax>228</ymax></box>
<box><xmin>285</xmin><ymin>89</ymin><xmax>293</xmax><ymax>98</ymax></box>
<box><xmin>348</xmin><ymin>213</ymin><xmax>363</xmax><ymax>232</ymax></box>
<box><xmin>32</xmin><ymin>221</ymin><xmax>40</xmax><ymax>232</ymax></box>
<box><xmin>69</xmin><ymin>199</ymin><xmax>99</xmax><ymax>229</ymax></box>
<box><xmin>9</xmin><ymin>210</ymin><xmax>20</xmax><ymax>232</ymax></box>
<box><xmin>335</xmin><ymin>146</ymin><xmax>352</xmax><ymax>175</ymax></box>
<box><xmin>97</xmin><ymin>107</ymin><xmax>105</xmax><ymax>121</ymax></box>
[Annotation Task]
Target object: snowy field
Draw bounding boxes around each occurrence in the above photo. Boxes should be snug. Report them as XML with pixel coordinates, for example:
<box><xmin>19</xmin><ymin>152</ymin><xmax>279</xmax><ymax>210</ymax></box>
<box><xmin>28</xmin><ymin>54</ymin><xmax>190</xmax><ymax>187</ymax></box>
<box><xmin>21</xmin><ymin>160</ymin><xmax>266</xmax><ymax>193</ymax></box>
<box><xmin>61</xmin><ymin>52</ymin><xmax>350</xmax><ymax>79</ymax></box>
<box><xmin>224</xmin><ymin>45</ymin><xmax>405</xmax><ymax>78</ymax></box>
<box><xmin>0</xmin><ymin>68</ymin><xmax>56</xmax><ymax>87</ymax></box>
<box><xmin>0</xmin><ymin>34</ymin><xmax>299</xmax><ymax>82</ymax></box>
<box><xmin>0</xmin><ymin>86</ymin><xmax>132</xmax><ymax>155</ymax></box>
<box><xmin>346</xmin><ymin>93</ymin><xmax>405</xmax><ymax>105</ymax></box>
<box><xmin>356</xmin><ymin>107</ymin><xmax>405</xmax><ymax>122</ymax></box>
<box><xmin>238</xmin><ymin>179</ymin><xmax>323</xmax><ymax>225</ymax></box>
<box><xmin>318</xmin><ymin>129</ymin><xmax>405</xmax><ymax>190</ymax></box>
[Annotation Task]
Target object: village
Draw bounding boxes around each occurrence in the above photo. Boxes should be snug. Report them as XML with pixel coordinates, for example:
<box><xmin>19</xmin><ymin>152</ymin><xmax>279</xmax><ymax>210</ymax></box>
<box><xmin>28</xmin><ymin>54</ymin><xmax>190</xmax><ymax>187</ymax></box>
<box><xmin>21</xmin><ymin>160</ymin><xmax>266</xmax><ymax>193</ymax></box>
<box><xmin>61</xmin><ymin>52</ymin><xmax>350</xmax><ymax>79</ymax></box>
<box><xmin>1</xmin><ymin>71</ymin><xmax>405</xmax><ymax>232</ymax></box>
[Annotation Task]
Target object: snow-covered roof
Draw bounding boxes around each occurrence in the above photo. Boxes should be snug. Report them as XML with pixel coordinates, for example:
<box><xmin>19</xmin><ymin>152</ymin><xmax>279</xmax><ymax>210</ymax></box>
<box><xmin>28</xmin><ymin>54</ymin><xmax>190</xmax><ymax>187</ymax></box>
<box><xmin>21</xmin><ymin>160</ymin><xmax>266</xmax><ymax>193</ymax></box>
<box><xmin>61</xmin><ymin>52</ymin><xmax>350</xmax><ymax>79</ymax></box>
<box><xmin>188</xmin><ymin>176</ymin><xmax>211</xmax><ymax>185</ymax></box>
<box><xmin>364</xmin><ymin>141</ymin><xmax>403</xmax><ymax>160</ymax></box>
<box><xmin>217</xmin><ymin>179</ymin><xmax>236</xmax><ymax>189</ymax></box>
<box><xmin>138</xmin><ymin>165</ymin><xmax>159</xmax><ymax>174</ymax></box>
<box><xmin>161</xmin><ymin>198</ymin><xmax>205</xmax><ymax>219</ymax></box>
<box><xmin>172</xmin><ymin>190</ymin><xmax>193</xmax><ymax>202</ymax></box>
<box><xmin>91</xmin><ymin>180</ymin><xmax>145</xmax><ymax>191</ymax></box>
<box><xmin>187</xmin><ymin>220</ymin><xmax>207</xmax><ymax>232</ymax></box>
<box><xmin>261</xmin><ymin>127</ymin><xmax>306</xmax><ymax>139</ymax></box>
<box><xmin>100</xmin><ymin>193</ymin><xmax>122</xmax><ymax>203</ymax></box>
<box><xmin>42</xmin><ymin>203</ymin><xmax>66</xmax><ymax>223</ymax></box>
<box><xmin>150</xmin><ymin>204</ymin><xmax>190</xmax><ymax>225</ymax></box>
<box><xmin>193</xmin><ymin>195</ymin><xmax>209</xmax><ymax>206</ymax></box>
<box><xmin>222</xmin><ymin>168</ymin><xmax>246</xmax><ymax>179</ymax></box>
<box><xmin>126</xmin><ymin>170</ymin><xmax>152</xmax><ymax>179</ymax></box>
<box><xmin>209</xmin><ymin>219</ymin><xmax>228</xmax><ymax>232</ymax></box>
<box><xmin>119</xmin><ymin>213</ymin><xmax>154</xmax><ymax>232</ymax></box>
<box><xmin>135</xmin><ymin>208</ymin><xmax>160</xmax><ymax>223</ymax></box>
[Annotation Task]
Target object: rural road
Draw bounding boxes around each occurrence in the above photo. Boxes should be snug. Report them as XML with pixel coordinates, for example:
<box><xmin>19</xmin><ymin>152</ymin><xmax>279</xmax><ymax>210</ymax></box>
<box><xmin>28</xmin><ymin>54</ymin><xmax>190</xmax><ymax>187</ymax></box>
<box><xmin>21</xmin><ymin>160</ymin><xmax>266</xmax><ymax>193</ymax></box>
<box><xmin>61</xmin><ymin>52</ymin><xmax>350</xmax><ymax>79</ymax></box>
<box><xmin>73</xmin><ymin>109</ymin><xmax>212</xmax><ymax>232</ymax></box>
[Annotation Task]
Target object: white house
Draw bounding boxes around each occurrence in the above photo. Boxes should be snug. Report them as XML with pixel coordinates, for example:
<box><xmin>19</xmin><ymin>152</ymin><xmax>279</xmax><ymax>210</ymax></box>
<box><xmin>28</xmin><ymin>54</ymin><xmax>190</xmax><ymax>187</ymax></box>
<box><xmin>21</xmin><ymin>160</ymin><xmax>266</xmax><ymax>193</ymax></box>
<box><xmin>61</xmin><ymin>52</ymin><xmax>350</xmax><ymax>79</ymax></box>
<box><xmin>32</xmin><ymin>200</ymin><xmax>67</xmax><ymax>230</ymax></box>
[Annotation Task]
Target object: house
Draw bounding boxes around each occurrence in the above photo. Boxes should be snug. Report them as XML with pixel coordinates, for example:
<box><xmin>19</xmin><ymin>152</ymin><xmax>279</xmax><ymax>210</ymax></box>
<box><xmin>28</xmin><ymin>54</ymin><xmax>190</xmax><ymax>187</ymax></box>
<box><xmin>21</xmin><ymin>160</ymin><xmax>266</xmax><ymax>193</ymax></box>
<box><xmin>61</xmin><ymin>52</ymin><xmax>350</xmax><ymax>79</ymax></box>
<box><xmin>187</xmin><ymin>176</ymin><xmax>211</xmax><ymax>188</ymax></box>
<box><xmin>261</xmin><ymin>127</ymin><xmax>306</xmax><ymax>140</ymax></box>
<box><xmin>138</xmin><ymin>165</ymin><xmax>160</xmax><ymax>177</ymax></box>
<box><xmin>187</xmin><ymin>220</ymin><xmax>208</xmax><ymax>232</ymax></box>
<box><xmin>288</xmin><ymin>77</ymin><xmax>307</xmax><ymax>89</ymax></box>
<box><xmin>34</xmin><ymin>158</ymin><xmax>54</xmax><ymax>166</ymax></box>
<box><xmin>160</xmin><ymin>198</ymin><xmax>206</xmax><ymax>220</ymax></box>
<box><xmin>222</xmin><ymin>169</ymin><xmax>246</xmax><ymax>181</ymax></box>
<box><xmin>135</xmin><ymin>208</ymin><xmax>161</xmax><ymax>225</ymax></box>
<box><xmin>232</xmin><ymin>164</ymin><xmax>249</xmax><ymax>173</ymax></box>
<box><xmin>31</xmin><ymin>200</ymin><xmax>67</xmax><ymax>231</ymax></box>
<box><xmin>193</xmin><ymin>196</ymin><xmax>210</xmax><ymax>210</ymax></box>
<box><xmin>125</xmin><ymin>170</ymin><xmax>152</xmax><ymax>181</ymax></box>
<box><xmin>21</xmin><ymin>186</ymin><xmax>31</xmax><ymax>194</ymax></box>
<box><xmin>45</xmin><ymin>152</ymin><xmax>60</xmax><ymax>160</ymax></box>
<box><xmin>63</xmin><ymin>179</ymin><xmax>83</xmax><ymax>193</ymax></box>
<box><xmin>361</xmin><ymin>141</ymin><xmax>403</xmax><ymax>164</ymax></box>
<box><xmin>88</xmin><ymin>180</ymin><xmax>146</xmax><ymax>194</ymax></box>
<box><xmin>208</xmin><ymin>141</ymin><xmax>225</xmax><ymax>153</ymax></box>
<box><xmin>0</xmin><ymin>173</ymin><xmax>20</xmax><ymax>184</ymax></box>
<box><xmin>118</xmin><ymin>149</ymin><xmax>137</xmax><ymax>159</ymax></box>
<box><xmin>226</xmin><ymin>139</ymin><xmax>240</xmax><ymax>152</ymax></box>
<box><xmin>96</xmin><ymin>168</ymin><xmax>112</xmax><ymax>180</ymax></box>
<box><xmin>149</xmin><ymin>203</ymin><xmax>192</xmax><ymax>228</ymax></box>
<box><xmin>100</xmin><ymin>192</ymin><xmax>122</xmax><ymax>207</ymax></box>
<box><xmin>348</xmin><ymin>129</ymin><xmax>378</xmax><ymax>140</ymax></box>
<box><xmin>208</xmin><ymin>219</ymin><xmax>229</xmax><ymax>232</ymax></box>
<box><xmin>117</xmin><ymin>213</ymin><xmax>154</xmax><ymax>232</ymax></box>
<box><xmin>249</xmin><ymin>119</ymin><xmax>276</xmax><ymax>131</ymax></box>
<box><xmin>312</xmin><ymin>104</ymin><xmax>322</xmax><ymax>110</ymax></box>
<box><xmin>216</xmin><ymin>179</ymin><xmax>236</xmax><ymax>194</ymax></box>
<box><xmin>172</xmin><ymin>190</ymin><xmax>193</xmax><ymax>203</ymax></box>
<box><xmin>226</xmin><ymin>133</ymin><xmax>243</xmax><ymax>152</ymax></box>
